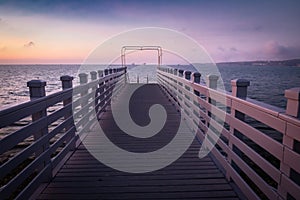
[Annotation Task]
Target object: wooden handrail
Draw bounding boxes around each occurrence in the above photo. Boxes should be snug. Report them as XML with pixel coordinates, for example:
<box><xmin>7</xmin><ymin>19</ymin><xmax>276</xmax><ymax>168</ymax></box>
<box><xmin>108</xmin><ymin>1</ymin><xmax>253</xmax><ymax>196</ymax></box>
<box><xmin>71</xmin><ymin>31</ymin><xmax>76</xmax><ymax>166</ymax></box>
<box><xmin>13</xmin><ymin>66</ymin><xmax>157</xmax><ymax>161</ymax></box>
<box><xmin>157</xmin><ymin>66</ymin><xmax>300</xmax><ymax>200</ymax></box>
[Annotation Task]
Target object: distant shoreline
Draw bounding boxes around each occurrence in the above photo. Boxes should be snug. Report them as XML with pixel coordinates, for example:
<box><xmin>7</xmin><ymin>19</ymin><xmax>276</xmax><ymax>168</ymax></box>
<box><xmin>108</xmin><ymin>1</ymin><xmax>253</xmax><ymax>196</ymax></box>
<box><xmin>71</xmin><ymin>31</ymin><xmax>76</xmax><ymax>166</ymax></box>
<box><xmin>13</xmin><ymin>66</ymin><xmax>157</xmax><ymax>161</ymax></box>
<box><xmin>217</xmin><ymin>58</ymin><xmax>300</xmax><ymax>67</ymax></box>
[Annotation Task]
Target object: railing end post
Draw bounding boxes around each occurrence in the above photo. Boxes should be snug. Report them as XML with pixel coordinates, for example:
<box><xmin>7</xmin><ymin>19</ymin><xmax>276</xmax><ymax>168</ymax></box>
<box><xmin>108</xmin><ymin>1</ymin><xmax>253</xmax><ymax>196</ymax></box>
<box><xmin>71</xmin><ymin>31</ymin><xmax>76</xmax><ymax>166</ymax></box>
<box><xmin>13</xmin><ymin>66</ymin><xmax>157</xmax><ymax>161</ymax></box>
<box><xmin>285</xmin><ymin>87</ymin><xmax>300</xmax><ymax>118</ymax></box>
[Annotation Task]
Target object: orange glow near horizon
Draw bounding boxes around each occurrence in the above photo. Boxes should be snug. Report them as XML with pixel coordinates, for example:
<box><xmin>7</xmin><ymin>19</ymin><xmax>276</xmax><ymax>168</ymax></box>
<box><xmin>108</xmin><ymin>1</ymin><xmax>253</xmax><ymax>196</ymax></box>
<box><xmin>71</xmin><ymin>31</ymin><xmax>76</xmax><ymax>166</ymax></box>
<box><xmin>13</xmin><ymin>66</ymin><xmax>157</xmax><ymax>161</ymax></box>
<box><xmin>1</xmin><ymin>1</ymin><xmax>299</xmax><ymax>64</ymax></box>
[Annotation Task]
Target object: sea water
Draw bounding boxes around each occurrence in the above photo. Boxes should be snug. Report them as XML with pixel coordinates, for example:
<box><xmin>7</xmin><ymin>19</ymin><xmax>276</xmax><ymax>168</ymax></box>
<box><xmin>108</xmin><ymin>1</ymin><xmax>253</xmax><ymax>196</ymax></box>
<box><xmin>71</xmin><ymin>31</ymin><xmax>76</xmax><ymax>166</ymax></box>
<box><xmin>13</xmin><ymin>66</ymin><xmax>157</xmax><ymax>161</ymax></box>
<box><xmin>0</xmin><ymin>64</ymin><xmax>299</xmax><ymax>109</ymax></box>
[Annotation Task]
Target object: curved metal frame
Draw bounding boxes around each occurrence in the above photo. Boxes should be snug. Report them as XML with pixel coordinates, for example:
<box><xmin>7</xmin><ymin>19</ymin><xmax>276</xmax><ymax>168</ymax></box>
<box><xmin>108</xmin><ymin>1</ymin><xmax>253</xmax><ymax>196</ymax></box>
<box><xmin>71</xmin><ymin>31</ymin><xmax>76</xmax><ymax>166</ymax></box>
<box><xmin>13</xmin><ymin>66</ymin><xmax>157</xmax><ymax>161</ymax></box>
<box><xmin>121</xmin><ymin>46</ymin><xmax>162</xmax><ymax>67</ymax></box>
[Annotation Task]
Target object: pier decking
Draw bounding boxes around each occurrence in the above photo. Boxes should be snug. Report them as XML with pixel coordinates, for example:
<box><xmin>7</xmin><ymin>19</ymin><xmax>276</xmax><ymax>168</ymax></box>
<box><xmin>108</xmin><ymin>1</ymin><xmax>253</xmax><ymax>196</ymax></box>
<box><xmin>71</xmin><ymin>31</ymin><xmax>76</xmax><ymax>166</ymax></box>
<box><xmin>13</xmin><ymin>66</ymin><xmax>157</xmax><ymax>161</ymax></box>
<box><xmin>37</xmin><ymin>84</ymin><xmax>239</xmax><ymax>199</ymax></box>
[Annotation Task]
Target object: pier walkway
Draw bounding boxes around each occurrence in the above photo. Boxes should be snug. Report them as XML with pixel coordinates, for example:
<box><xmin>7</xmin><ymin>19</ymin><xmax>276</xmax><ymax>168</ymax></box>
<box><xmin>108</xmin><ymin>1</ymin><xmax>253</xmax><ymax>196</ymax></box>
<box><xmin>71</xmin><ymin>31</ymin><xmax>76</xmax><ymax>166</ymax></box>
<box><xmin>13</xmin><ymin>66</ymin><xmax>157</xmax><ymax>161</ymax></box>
<box><xmin>36</xmin><ymin>84</ymin><xmax>239</xmax><ymax>199</ymax></box>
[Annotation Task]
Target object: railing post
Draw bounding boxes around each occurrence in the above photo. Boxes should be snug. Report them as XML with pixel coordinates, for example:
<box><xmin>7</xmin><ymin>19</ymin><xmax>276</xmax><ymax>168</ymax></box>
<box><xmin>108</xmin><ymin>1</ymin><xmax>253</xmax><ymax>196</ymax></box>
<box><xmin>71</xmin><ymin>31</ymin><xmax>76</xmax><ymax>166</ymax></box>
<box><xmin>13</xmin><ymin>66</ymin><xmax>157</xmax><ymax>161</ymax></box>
<box><xmin>79</xmin><ymin>73</ymin><xmax>88</xmax><ymax>84</ymax></box>
<box><xmin>90</xmin><ymin>71</ymin><xmax>98</xmax><ymax>96</ymax></box>
<box><xmin>27</xmin><ymin>80</ymin><xmax>46</xmax><ymax>100</ymax></box>
<box><xmin>184</xmin><ymin>71</ymin><xmax>191</xmax><ymax>80</ymax></box>
<box><xmin>98</xmin><ymin>70</ymin><xmax>103</xmax><ymax>78</ymax></box>
<box><xmin>103</xmin><ymin>69</ymin><xmax>110</xmax><ymax>109</ymax></box>
<box><xmin>78</xmin><ymin>73</ymin><xmax>88</xmax><ymax>128</ymax></box>
<box><xmin>207</xmin><ymin>75</ymin><xmax>219</xmax><ymax>106</ymax></box>
<box><xmin>60</xmin><ymin>75</ymin><xmax>73</xmax><ymax>119</ymax></box>
<box><xmin>60</xmin><ymin>75</ymin><xmax>73</xmax><ymax>112</ymax></box>
<box><xmin>27</xmin><ymin>80</ymin><xmax>49</xmax><ymax>167</ymax></box>
<box><xmin>193</xmin><ymin>72</ymin><xmax>201</xmax><ymax>84</ymax></box>
<box><xmin>104</xmin><ymin>69</ymin><xmax>109</xmax><ymax>76</ymax></box>
<box><xmin>97</xmin><ymin>72</ymin><xmax>105</xmax><ymax>115</ymax></box>
<box><xmin>27</xmin><ymin>80</ymin><xmax>47</xmax><ymax>141</ymax></box>
<box><xmin>178</xmin><ymin>69</ymin><xmax>184</xmax><ymax>77</ymax></box>
<box><xmin>227</xmin><ymin>79</ymin><xmax>250</xmax><ymax>180</ymax></box>
<box><xmin>90</xmin><ymin>71</ymin><xmax>97</xmax><ymax>81</ymax></box>
<box><xmin>174</xmin><ymin>69</ymin><xmax>178</xmax><ymax>76</ymax></box>
<box><xmin>122</xmin><ymin>67</ymin><xmax>128</xmax><ymax>83</ymax></box>
<box><xmin>231</xmin><ymin>79</ymin><xmax>250</xmax><ymax>99</ymax></box>
<box><xmin>207</xmin><ymin>75</ymin><xmax>219</xmax><ymax>90</ymax></box>
<box><xmin>61</xmin><ymin>75</ymin><xmax>73</xmax><ymax>90</ymax></box>
<box><xmin>231</xmin><ymin>79</ymin><xmax>250</xmax><ymax>120</ymax></box>
<box><xmin>284</xmin><ymin>87</ymin><xmax>300</xmax><ymax>118</ymax></box>
<box><xmin>193</xmin><ymin>72</ymin><xmax>201</xmax><ymax>96</ymax></box>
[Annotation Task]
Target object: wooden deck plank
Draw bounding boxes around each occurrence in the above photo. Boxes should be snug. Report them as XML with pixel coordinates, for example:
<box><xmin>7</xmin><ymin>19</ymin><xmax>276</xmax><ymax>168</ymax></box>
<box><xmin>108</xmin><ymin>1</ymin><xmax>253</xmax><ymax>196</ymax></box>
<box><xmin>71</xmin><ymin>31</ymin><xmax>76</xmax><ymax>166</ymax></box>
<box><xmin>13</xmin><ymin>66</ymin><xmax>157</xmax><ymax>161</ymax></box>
<box><xmin>37</xmin><ymin>84</ymin><xmax>239</xmax><ymax>199</ymax></box>
<box><xmin>47</xmin><ymin>178</ymin><xmax>229</xmax><ymax>187</ymax></box>
<box><xmin>37</xmin><ymin>193</ymin><xmax>240</xmax><ymax>200</ymax></box>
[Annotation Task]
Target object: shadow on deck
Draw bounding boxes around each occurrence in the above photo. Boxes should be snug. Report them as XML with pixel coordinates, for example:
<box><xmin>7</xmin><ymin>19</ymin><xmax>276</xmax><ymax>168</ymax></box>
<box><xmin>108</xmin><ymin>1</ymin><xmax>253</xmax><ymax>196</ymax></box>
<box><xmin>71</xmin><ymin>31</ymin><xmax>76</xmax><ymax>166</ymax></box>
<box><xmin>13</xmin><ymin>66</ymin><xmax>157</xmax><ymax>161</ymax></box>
<box><xmin>37</xmin><ymin>84</ymin><xmax>240</xmax><ymax>200</ymax></box>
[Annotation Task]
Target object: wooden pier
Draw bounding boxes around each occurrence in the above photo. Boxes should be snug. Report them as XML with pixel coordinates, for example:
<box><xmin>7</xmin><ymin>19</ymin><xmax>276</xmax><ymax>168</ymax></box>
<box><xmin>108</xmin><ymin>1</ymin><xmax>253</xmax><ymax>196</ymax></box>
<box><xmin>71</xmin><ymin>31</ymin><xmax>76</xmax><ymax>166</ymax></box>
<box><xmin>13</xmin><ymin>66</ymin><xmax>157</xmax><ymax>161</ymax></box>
<box><xmin>0</xmin><ymin>66</ymin><xmax>300</xmax><ymax>200</ymax></box>
<box><xmin>37</xmin><ymin>84</ymin><xmax>239</xmax><ymax>199</ymax></box>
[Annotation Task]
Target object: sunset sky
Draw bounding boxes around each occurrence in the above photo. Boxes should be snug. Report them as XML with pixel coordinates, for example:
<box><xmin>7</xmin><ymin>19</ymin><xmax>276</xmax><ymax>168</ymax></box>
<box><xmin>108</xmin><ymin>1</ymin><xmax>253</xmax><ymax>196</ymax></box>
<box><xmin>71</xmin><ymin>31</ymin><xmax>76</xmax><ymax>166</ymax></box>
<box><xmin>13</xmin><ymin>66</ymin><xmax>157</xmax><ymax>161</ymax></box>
<box><xmin>0</xmin><ymin>0</ymin><xmax>300</xmax><ymax>64</ymax></box>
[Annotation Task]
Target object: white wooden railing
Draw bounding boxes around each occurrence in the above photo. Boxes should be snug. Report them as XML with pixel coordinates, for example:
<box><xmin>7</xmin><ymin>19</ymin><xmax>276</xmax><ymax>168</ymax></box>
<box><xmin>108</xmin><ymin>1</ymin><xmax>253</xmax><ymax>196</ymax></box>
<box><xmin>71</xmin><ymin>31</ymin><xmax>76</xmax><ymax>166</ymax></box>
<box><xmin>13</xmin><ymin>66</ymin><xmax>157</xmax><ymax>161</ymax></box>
<box><xmin>157</xmin><ymin>66</ymin><xmax>300</xmax><ymax>200</ymax></box>
<box><xmin>0</xmin><ymin>67</ymin><xmax>126</xmax><ymax>199</ymax></box>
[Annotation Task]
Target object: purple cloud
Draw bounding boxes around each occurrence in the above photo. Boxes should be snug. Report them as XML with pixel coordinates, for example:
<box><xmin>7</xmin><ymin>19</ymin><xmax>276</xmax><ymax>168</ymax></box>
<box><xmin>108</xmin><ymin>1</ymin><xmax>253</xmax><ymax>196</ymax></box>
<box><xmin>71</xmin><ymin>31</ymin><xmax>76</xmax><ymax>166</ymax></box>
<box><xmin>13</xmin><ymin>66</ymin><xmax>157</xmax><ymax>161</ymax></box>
<box><xmin>264</xmin><ymin>41</ymin><xmax>300</xmax><ymax>59</ymax></box>
<box><xmin>230</xmin><ymin>47</ymin><xmax>238</xmax><ymax>52</ymax></box>
<box><xmin>218</xmin><ymin>47</ymin><xmax>225</xmax><ymax>52</ymax></box>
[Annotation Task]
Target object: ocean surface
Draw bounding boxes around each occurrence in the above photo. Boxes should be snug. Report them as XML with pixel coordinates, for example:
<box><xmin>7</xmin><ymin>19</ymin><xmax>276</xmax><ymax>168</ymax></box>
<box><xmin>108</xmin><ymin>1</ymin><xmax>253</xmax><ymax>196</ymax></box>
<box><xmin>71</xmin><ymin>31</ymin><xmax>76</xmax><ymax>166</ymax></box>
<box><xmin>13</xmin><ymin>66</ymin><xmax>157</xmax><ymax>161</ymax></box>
<box><xmin>0</xmin><ymin>64</ymin><xmax>299</xmax><ymax>110</ymax></box>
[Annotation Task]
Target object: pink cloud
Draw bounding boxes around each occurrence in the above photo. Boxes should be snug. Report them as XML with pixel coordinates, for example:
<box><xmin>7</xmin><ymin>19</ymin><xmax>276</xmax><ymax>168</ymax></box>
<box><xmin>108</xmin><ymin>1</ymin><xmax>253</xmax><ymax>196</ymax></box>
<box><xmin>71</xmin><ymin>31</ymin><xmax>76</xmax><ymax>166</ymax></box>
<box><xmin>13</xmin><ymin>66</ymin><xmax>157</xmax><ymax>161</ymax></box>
<box><xmin>24</xmin><ymin>41</ymin><xmax>35</xmax><ymax>48</ymax></box>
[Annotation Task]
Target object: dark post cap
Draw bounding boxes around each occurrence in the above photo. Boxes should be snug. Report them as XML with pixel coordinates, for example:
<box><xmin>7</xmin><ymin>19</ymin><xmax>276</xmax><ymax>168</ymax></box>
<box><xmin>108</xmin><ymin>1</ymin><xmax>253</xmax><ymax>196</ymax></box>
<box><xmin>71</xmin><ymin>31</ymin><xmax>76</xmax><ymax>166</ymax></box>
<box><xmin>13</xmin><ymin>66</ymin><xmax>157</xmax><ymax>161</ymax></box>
<box><xmin>60</xmin><ymin>75</ymin><xmax>74</xmax><ymax>81</ymax></box>
<box><xmin>27</xmin><ymin>80</ymin><xmax>46</xmax><ymax>87</ymax></box>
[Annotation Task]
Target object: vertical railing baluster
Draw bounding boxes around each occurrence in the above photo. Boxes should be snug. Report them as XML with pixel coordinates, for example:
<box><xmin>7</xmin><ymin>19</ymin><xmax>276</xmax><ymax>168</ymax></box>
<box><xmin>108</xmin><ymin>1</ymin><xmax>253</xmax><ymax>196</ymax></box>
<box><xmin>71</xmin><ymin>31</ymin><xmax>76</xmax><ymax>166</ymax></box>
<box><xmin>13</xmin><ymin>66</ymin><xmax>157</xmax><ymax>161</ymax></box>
<box><xmin>227</xmin><ymin>79</ymin><xmax>250</xmax><ymax>180</ymax></box>
<box><xmin>193</xmin><ymin>72</ymin><xmax>201</xmax><ymax>96</ymax></box>
<box><xmin>184</xmin><ymin>71</ymin><xmax>191</xmax><ymax>80</ymax></box>
<box><xmin>27</xmin><ymin>80</ymin><xmax>49</xmax><ymax>171</ymax></box>
<box><xmin>90</xmin><ymin>71</ymin><xmax>97</xmax><ymax>81</ymax></box>
<box><xmin>78</xmin><ymin>73</ymin><xmax>88</xmax><ymax>130</ymax></box>
<box><xmin>104</xmin><ymin>69</ymin><xmax>109</xmax><ymax>111</ymax></box>
<box><xmin>60</xmin><ymin>75</ymin><xmax>74</xmax><ymax>148</ymax></box>
<box><xmin>98</xmin><ymin>70</ymin><xmax>103</xmax><ymax>78</ymax></box>
<box><xmin>60</xmin><ymin>75</ymin><xmax>73</xmax><ymax>120</ymax></box>
<box><xmin>206</xmin><ymin>75</ymin><xmax>219</xmax><ymax>126</ymax></box>
<box><xmin>97</xmin><ymin>70</ymin><xmax>105</xmax><ymax>115</ymax></box>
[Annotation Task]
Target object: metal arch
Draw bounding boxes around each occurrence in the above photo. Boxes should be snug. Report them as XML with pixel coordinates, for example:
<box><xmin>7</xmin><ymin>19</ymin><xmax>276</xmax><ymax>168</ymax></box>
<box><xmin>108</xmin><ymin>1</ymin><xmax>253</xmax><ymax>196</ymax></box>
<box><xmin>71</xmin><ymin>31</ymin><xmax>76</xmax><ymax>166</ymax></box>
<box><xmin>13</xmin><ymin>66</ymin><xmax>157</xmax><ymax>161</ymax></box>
<box><xmin>121</xmin><ymin>46</ymin><xmax>162</xmax><ymax>67</ymax></box>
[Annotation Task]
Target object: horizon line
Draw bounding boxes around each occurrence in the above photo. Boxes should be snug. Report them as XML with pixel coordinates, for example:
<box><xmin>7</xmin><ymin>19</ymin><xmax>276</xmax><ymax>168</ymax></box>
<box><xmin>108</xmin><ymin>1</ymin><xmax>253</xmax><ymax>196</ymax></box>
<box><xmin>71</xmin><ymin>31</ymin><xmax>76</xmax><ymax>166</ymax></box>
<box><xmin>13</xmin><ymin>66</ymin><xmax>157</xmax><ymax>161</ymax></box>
<box><xmin>0</xmin><ymin>57</ymin><xmax>299</xmax><ymax>66</ymax></box>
